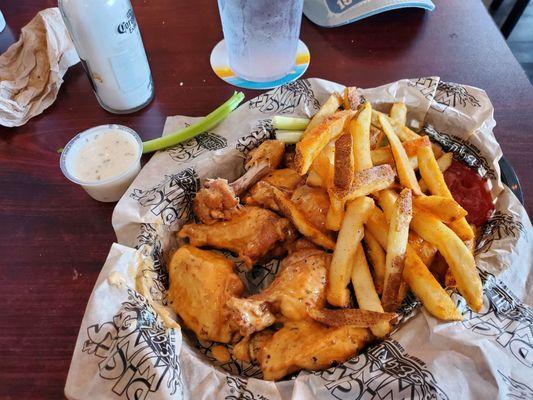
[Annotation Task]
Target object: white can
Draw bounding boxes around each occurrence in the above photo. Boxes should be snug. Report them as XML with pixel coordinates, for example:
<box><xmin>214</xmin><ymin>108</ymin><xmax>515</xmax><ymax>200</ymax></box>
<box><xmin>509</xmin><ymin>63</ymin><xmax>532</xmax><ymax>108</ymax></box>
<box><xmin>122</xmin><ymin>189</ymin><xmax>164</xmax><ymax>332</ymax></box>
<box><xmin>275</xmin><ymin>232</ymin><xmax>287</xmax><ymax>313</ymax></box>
<box><xmin>59</xmin><ymin>0</ymin><xmax>154</xmax><ymax>114</ymax></box>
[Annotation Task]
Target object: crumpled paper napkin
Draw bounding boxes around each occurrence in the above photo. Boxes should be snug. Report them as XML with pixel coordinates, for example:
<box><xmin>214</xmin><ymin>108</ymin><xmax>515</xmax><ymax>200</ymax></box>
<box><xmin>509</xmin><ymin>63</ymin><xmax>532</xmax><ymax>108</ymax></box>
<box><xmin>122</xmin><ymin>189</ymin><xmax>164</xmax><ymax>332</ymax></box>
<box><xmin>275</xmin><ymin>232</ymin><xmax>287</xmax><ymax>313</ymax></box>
<box><xmin>0</xmin><ymin>7</ymin><xmax>79</xmax><ymax>127</ymax></box>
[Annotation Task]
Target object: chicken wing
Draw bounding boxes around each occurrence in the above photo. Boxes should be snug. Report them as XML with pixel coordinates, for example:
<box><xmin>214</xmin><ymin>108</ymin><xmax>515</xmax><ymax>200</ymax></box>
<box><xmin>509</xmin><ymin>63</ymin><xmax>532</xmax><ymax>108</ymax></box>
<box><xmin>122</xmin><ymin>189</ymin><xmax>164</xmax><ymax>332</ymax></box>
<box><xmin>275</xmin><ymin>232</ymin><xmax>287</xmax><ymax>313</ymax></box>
<box><xmin>256</xmin><ymin>319</ymin><xmax>371</xmax><ymax>381</ymax></box>
<box><xmin>245</xmin><ymin>139</ymin><xmax>285</xmax><ymax>170</ymax></box>
<box><xmin>193</xmin><ymin>140</ymin><xmax>285</xmax><ymax>225</ymax></box>
<box><xmin>290</xmin><ymin>185</ymin><xmax>330</xmax><ymax>233</ymax></box>
<box><xmin>246</xmin><ymin>168</ymin><xmax>304</xmax><ymax>210</ymax></box>
<box><xmin>178</xmin><ymin>206</ymin><xmax>294</xmax><ymax>268</ymax></box>
<box><xmin>227</xmin><ymin>249</ymin><xmax>330</xmax><ymax>335</ymax></box>
<box><xmin>168</xmin><ymin>245</ymin><xmax>244</xmax><ymax>343</ymax></box>
<box><xmin>263</xmin><ymin>183</ymin><xmax>336</xmax><ymax>250</ymax></box>
<box><xmin>192</xmin><ymin>178</ymin><xmax>240</xmax><ymax>225</ymax></box>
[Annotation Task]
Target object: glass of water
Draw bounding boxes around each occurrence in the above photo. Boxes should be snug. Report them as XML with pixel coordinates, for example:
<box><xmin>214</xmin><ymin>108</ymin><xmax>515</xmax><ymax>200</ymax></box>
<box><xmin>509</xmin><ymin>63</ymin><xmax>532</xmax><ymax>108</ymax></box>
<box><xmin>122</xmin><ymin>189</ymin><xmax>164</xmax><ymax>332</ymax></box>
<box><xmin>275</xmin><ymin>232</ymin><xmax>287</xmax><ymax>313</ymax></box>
<box><xmin>217</xmin><ymin>0</ymin><xmax>304</xmax><ymax>82</ymax></box>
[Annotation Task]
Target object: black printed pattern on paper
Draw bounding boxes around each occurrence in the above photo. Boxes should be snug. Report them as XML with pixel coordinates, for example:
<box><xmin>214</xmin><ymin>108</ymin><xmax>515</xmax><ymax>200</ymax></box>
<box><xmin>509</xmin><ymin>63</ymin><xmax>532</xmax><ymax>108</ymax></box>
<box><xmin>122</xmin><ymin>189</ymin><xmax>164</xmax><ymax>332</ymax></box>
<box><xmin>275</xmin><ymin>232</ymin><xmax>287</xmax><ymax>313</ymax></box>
<box><xmin>498</xmin><ymin>370</ymin><xmax>533</xmax><ymax>399</ymax></box>
<box><xmin>236</xmin><ymin>119</ymin><xmax>274</xmax><ymax>155</ymax></box>
<box><xmin>135</xmin><ymin>223</ymin><xmax>168</xmax><ymax>303</ymax></box>
<box><xmin>225</xmin><ymin>376</ymin><xmax>270</xmax><ymax>400</ymax></box>
<box><xmin>408</xmin><ymin>77</ymin><xmax>440</xmax><ymax>100</ymax></box>
<box><xmin>168</xmin><ymin>130</ymin><xmax>227</xmax><ymax>163</ymax></box>
<box><xmin>314</xmin><ymin>339</ymin><xmax>448</xmax><ymax>400</ymax></box>
<box><xmin>395</xmin><ymin>292</ymin><xmax>422</xmax><ymax>325</ymax></box>
<box><xmin>82</xmin><ymin>289</ymin><xmax>181</xmax><ymax>400</ymax></box>
<box><xmin>423</xmin><ymin>124</ymin><xmax>496</xmax><ymax>179</ymax></box>
<box><xmin>248</xmin><ymin>79</ymin><xmax>320</xmax><ymax>114</ymax></box>
<box><xmin>245</xmin><ymin>259</ymin><xmax>283</xmax><ymax>292</ymax></box>
<box><xmin>130</xmin><ymin>167</ymin><xmax>200</xmax><ymax>225</ymax></box>
<box><xmin>462</xmin><ymin>271</ymin><xmax>533</xmax><ymax>368</ymax></box>
<box><xmin>434</xmin><ymin>82</ymin><xmax>481</xmax><ymax>111</ymax></box>
<box><xmin>475</xmin><ymin>211</ymin><xmax>526</xmax><ymax>254</ymax></box>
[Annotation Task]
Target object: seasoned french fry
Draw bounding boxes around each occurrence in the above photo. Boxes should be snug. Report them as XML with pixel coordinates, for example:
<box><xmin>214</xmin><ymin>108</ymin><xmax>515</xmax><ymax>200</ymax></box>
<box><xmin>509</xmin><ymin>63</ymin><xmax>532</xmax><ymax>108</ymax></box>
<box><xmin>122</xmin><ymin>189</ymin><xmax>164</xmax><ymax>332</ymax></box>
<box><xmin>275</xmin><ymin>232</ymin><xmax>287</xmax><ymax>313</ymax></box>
<box><xmin>429</xmin><ymin>252</ymin><xmax>449</xmax><ymax>283</ymax></box>
<box><xmin>417</xmin><ymin>146</ymin><xmax>474</xmax><ymax>240</ymax></box>
<box><xmin>404</xmin><ymin>248</ymin><xmax>463</xmax><ymax>320</ymax></box>
<box><xmin>334</xmin><ymin>133</ymin><xmax>354</xmax><ymax>190</ymax></box>
<box><xmin>444</xmin><ymin>235</ymin><xmax>475</xmax><ymax>288</ymax></box>
<box><xmin>419</xmin><ymin>152</ymin><xmax>453</xmax><ymax>193</ymax></box>
<box><xmin>351</xmin><ymin>244</ymin><xmax>391</xmax><ymax>337</ymax></box>
<box><xmin>265</xmin><ymin>183</ymin><xmax>336</xmax><ymax>250</ymax></box>
<box><xmin>371</xmin><ymin>109</ymin><xmax>383</xmax><ymax>128</ymax></box>
<box><xmin>376</xmin><ymin>189</ymin><xmax>398</xmax><ymax>221</ymax></box>
<box><xmin>370</xmin><ymin>125</ymin><xmax>385</xmax><ymax>149</ymax></box>
<box><xmin>371</xmin><ymin>147</ymin><xmax>394</xmax><ymax>165</ymax></box>
<box><xmin>327</xmin><ymin>196</ymin><xmax>374</xmax><ymax>307</ymax></box>
<box><xmin>307</xmin><ymin>139</ymin><xmax>335</xmax><ymax>188</ymax></box>
<box><xmin>342</xmin><ymin>87</ymin><xmax>360</xmax><ymax>110</ymax></box>
<box><xmin>371</xmin><ymin>134</ymin><xmax>429</xmax><ymax>169</ymax></box>
<box><xmin>373</xmin><ymin>136</ymin><xmax>432</xmax><ymax>163</ymax></box>
<box><xmin>408</xmin><ymin>231</ymin><xmax>437</xmax><ymax>266</ymax></box>
<box><xmin>305</xmin><ymin>93</ymin><xmax>341</xmax><ymax>133</ymax></box>
<box><xmin>326</xmin><ymin>194</ymin><xmax>346</xmax><ymax>231</ymax></box>
<box><xmin>327</xmin><ymin>132</ymin><xmax>353</xmax><ymax>229</ymax></box>
<box><xmin>401</xmin><ymin>135</ymin><xmax>431</xmax><ymax>156</ymax></box>
<box><xmin>350</xmin><ymin>102</ymin><xmax>373</xmax><ymax>171</ymax></box>
<box><xmin>397</xmin><ymin>126</ymin><xmax>421</xmax><ymax>141</ymax></box>
<box><xmin>375</xmin><ymin>191</ymin><xmax>438</xmax><ymax>265</ymax></box>
<box><xmin>432</xmin><ymin>143</ymin><xmax>443</xmax><ymax>158</ymax></box>
<box><xmin>465</xmin><ymin>237</ymin><xmax>476</xmax><ymax>254</ymax></box>
<box><xmin>378</xmin><ymin>114</ymin><xmax>422</xmax><ymax>195</ymax></box>
<box><xmin>365</xmin><ymin>207</ymin><xmax>390</xmax><ymax>248</ymax></box>
<box><xmin>396</xmin><ymin>281</ymin><xmax>409</xmax><ymax>307</ymax></box>
<box><xmin>371</xmin><ymin>148</ymin><xmax>418</xmax><ymax>170</ymax></box>
<box><xmin>366</xmin><ymin>206</ymin><xmax>461</xmax><ymax>320</ymax></box>
<box><xmin>308</xmin><ymin>307</ymin><xmax>396</xmax><ymax>328</ymax></box>
<box><xmin>444</xmin><ymin>268</ymin><xmax>457</xmax><ymax>288</ymax></box>
<box><xmin>306</xmin><ymin>169</ymin><xmax>323</xmax><ymax>187</ymax></box>
<box><xmin>381</xmin><ymin>188</ymin><xmax>413</xmax><ymax>311</ymax></box>
<box><xmin>364</xmin><ymin>230</ymin><xmax>386</xmax><ymax>294</ymax></box>
<box><xmin>295</xmin><ymin>110</ymin><xmax>354</xmax><ymax>175</ymax></box>
<box><xmin>326</xmin><ymin>164</ymin><xmax>395</xmax><ymax>231</ymax></box>
<box><xmin>389</xmin><ymin>102</ymin><xmax>407</xmax><ymax>127</ymax></box>
<box><xmin>410</xmin><ymin>207</ymin><xmax>483</xmax><ymax>312</ymax></box>
<box><xmin>372</xmin><ymin>110</ymin><xmax>420</xmax><ymax>141</ymax></box>
<box><xmin>343</xmin><ymin>88</ymin><xmax>350</xmax><ymax>110</ymax></box>
<box><xmin>332</xmin><ymin>164</ymin><xmax>396</xmax><ymax>202</ymax></box>
<box><xmin>413</xmin><ymin>195</ymin><xmax>468</xmax><ymax>223</ymax></box>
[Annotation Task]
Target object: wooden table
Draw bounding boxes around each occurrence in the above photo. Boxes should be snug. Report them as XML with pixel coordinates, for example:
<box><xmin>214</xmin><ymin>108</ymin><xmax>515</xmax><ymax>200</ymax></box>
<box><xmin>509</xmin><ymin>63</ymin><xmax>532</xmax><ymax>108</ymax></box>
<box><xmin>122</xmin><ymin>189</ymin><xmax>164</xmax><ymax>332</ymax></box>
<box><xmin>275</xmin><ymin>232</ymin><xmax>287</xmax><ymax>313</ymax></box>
<box><xmin>0</xmin><ymin>0</ymin><xmax>531</xmax><ymax>397</ymax></box>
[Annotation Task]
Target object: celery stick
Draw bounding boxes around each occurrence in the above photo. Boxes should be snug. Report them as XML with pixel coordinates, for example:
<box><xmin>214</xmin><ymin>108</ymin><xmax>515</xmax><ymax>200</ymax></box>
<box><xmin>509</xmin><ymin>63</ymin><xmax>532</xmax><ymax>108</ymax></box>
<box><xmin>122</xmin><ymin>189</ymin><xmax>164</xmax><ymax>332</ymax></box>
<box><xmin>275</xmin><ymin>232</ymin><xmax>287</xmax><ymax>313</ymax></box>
<box><xmin>142</xmin><ymin>92</ymin><xmax>245</xmax><ymax>153</ymax></box>
<box><xmin>272</xmin><ymin>116</ymin><xmax>310</xmax><ymax>131</ymax></box>
<box><xmin>275</xmin><ymin>130</ymin><xmax>304</xmax><ymax>144</ymax></box>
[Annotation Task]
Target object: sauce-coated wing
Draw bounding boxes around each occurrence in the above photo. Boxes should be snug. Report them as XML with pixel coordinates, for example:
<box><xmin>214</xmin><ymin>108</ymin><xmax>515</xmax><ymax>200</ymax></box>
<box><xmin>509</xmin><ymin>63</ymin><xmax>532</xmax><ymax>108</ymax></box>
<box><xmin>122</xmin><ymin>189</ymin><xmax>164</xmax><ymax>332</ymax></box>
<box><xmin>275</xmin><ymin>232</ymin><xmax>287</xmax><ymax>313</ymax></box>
<box><xmin>290</xmin><ymin>185</ymin><xmax>330</xmax><ymax>233</ymax></box>
<box><xmin>227</xmin><ymin>249</ymin><xmax>330</xmax><ymax>335</ymax></box>
<box><xmin>257</xmin><ymin>320</ymin><xmax>371</xmax><ymax>381</ymax></box>
<box><xmin>178</xmin><ymin>206</ymin><xmax>294</xmax><ymax>268</ymax></box>
<box><xmin>168</xmin><ymin>245</ymin><xmax>244</xmax><ymax>343</ymax></box>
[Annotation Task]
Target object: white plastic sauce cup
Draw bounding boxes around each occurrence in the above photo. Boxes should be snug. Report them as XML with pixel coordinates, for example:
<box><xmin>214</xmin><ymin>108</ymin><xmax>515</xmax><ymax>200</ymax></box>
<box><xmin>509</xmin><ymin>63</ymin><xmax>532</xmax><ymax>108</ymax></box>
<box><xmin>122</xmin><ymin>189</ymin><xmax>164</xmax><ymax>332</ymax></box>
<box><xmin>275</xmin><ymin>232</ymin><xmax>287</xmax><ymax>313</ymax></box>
<box><xmin>60</xmin><ymin>124</ymin><xmax>142</xmax><ymax>202</ymax></box>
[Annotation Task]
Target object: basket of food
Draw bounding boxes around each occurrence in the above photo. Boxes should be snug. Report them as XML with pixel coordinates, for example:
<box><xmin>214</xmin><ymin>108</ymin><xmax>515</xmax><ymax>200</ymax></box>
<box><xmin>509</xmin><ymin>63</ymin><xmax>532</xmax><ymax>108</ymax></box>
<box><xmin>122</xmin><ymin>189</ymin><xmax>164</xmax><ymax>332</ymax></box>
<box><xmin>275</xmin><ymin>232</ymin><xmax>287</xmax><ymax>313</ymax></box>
<box><xmin>65</xmin><ymin>78</ymin><xmax>532</xmax><ymax>400</ymax></box>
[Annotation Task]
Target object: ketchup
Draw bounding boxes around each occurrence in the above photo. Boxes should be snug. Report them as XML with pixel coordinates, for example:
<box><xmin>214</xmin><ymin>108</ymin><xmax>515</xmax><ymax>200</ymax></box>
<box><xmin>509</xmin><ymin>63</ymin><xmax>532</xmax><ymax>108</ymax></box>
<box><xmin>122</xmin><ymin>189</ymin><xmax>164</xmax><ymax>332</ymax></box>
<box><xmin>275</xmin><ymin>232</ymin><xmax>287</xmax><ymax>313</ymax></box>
<box><xmin>443</xmin><ymin>160</ymin><xmax>495</xmax><ymax>226</ymax></box>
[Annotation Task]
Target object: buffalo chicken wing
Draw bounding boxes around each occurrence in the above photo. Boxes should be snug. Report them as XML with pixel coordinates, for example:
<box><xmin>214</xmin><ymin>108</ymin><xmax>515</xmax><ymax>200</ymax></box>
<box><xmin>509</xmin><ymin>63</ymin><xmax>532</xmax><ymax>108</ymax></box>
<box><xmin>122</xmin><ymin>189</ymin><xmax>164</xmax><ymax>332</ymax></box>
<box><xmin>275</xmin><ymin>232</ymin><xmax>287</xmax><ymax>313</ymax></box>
<box><xmin>168</xmin><ymin>245</ymin><xmax>244</xmax><ymax>343</ymax></box>
<box><xmin>178</xmin><ymin>206</ymin><xmax>294</xmax><ymax>268</ymax></box>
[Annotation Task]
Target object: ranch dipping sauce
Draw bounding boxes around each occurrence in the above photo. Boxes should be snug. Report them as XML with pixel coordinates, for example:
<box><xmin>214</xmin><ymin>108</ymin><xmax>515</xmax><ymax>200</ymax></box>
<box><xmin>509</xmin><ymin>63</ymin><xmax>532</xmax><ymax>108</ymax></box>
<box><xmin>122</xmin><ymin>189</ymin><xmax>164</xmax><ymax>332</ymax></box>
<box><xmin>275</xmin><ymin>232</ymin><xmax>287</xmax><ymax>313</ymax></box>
<box><xmin>60</xmin><ymin>125</ymin><xmax>142</xmax><ymax>202</ymax></box>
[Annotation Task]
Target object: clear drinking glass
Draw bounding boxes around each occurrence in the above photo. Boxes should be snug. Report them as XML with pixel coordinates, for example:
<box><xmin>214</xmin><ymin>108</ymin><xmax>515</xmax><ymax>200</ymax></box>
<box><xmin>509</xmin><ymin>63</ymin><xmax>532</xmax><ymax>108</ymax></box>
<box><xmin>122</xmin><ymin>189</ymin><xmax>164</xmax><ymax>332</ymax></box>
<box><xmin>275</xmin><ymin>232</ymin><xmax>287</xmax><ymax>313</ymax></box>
<box><xmin>217</xmin><ymin>0</ymin><xmax>304</xmax><ymax>82</ymax></box>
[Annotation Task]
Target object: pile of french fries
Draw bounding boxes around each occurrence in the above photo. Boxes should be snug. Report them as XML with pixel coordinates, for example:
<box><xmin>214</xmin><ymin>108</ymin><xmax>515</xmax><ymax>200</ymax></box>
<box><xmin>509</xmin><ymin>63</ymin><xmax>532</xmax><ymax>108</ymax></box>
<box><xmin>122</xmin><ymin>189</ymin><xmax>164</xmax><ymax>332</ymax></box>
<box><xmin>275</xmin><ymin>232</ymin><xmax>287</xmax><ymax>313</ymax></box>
<box><xmin>278</xmin><ymin>88</ymin><xmax>484</xmax><ymax>336</ymax></box>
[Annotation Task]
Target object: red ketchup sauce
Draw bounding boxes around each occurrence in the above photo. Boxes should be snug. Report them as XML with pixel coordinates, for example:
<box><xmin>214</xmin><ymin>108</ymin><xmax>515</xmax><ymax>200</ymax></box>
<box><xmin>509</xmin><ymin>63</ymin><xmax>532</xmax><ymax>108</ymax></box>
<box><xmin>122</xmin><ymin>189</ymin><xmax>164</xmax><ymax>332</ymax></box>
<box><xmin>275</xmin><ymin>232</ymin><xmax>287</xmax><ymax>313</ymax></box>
<box><xmin>443</xmin><ymin>160</ymin><xmax>495</xmax><ymax>226</ymax></box>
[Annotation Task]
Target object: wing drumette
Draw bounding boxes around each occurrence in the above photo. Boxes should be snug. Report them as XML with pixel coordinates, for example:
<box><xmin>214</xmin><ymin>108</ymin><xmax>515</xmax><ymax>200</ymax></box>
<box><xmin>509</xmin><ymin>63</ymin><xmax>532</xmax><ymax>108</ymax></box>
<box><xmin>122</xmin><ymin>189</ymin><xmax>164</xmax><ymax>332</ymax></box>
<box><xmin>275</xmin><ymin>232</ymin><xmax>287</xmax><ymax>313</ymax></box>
<box><xmin>193</xmin><ymin>140</ymin><xmax>285</xmax><ymax>224</ymax></box>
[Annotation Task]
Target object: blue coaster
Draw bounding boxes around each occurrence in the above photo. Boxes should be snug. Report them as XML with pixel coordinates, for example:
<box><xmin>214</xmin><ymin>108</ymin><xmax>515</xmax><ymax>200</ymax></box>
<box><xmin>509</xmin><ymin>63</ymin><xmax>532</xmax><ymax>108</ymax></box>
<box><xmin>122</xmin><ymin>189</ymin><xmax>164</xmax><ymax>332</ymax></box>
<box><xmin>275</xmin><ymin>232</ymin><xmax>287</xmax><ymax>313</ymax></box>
<box><xmin>210</xmin><ymin>39</ymin><xmax>310</xmax><ymax>90</ymax></box>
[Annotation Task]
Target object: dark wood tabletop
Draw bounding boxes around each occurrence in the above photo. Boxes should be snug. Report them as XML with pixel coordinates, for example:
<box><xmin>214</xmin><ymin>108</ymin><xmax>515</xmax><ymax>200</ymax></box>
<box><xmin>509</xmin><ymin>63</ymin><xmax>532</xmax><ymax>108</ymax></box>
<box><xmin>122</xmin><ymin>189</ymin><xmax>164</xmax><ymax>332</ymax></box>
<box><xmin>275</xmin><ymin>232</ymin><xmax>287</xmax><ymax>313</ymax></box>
<box><xmin>0</xmin><ymin>0</ymin><xmax>531</xmax><ymax>398</ymax></box>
